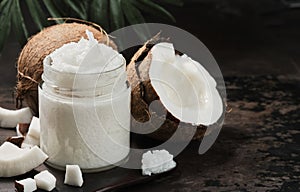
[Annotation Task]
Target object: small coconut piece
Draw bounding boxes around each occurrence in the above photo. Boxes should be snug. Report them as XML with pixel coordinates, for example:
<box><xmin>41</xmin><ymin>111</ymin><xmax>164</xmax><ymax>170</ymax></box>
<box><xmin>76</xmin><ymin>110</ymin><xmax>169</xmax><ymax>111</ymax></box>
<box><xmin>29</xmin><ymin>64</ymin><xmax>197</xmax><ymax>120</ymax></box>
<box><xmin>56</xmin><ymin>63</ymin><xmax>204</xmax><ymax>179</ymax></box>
<box><xmin>26</xmin><ymin>117</ymin><xmax>40</xmax><ymax>139</ymax></box>
<box><xmin>34</xmin><ymin>170</ymin><xmax>56</xmax><ymax>191</ymax></box>
<box><xmin>15</xmin><ymin>178</ymin><xmax>37</xmax><ymax>192</ymax></box>
<box><xmin>6</xmin><ymin>136</ymin><xmax>25</xmax><ymax>148</ymax></box>
<box><xmin>16</xmin><ymin>123</ymin><xmax>30</xmax><ymax>136</ymax></box>
<box><xmin>127</xmin><ymin>42</ymin><xmax>224</xmax><ymax>140</ymax></box>
<box><xmin>64</xmin><ymin>165</ymin><xmax>84</xmax><ymax>187</ymax></box>
<box><xmin>0</xmin><ymin>142</ymin><xmax>48</xmax><ymax>177</ymax></box>
<box><xmin>0</xmin><ymin>107</ymin><xmax>32</xmax><ymax>128</ymax></box>
<box><xmin>23</xmin><ymin>116</ymin><xmax>40</xmax><ymax>147</ymax></box>
<box><xmin>141</xmin><ymin>149</ymin><xmax>176</xmax><ymax>176</ymax></box>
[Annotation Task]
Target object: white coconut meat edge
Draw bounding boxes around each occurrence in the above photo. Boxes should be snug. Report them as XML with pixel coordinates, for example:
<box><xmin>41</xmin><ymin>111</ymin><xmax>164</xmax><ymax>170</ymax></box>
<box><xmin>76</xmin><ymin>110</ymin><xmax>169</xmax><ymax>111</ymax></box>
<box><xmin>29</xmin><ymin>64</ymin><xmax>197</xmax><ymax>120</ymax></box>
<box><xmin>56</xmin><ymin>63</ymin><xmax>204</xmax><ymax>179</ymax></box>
<box><xmin>0</xmin><ymin>107</ymin><xmax>32</xmax><ymax>128</ymax></box>
<box><xmin>149</xmin><ymin>42</ymin><xmax>223</xmax><ymax>126</ymax></box>
<box><xmin>0</xmin><ymin>142</ymin><xmax>48</xmax><ymax>177</ymax></box>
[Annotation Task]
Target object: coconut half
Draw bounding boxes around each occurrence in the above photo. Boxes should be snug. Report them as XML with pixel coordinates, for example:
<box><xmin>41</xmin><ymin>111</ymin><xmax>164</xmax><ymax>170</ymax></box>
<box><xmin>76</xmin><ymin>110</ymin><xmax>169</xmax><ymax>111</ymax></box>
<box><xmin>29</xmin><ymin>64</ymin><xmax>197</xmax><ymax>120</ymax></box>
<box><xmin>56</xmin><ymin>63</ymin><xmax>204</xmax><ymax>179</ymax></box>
<box><xmin>127</xmin><ymin>42</ymin><xmax>223</xmax><ymax>140</ymax></box>
<box><xmin>0</xmin><ymin>142</ymin><xmax>48</xmax><ymax>177</ymax></box>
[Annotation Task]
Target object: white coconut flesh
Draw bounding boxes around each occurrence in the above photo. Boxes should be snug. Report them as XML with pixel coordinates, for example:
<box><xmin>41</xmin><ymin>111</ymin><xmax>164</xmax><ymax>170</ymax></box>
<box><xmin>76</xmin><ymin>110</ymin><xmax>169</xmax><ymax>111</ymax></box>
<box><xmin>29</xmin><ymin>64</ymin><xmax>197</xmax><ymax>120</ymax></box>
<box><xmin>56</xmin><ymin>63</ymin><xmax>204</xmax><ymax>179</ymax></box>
<box><xmin>0</xmin><ymin>107</ymin><xmax>32</xmax><ymax>128</ymax></box>
<box><xmin>34</xmin><ymin>170</ymin><xmax>56</xmax><ymax>191</ymax></box>
<box><xmin>149</xmin><ymin>42</ymin><xmax>223</xmax><ymax>126</ymax></box>
<box><xmin>0</xmin><ymin>142</ymin><xmax>48</xmax><ymax>177</ymax></box>
<box><xmin>64</xmin><ymin>165</ymin><xmax>84</xmax><ymax>187</ymax></box>
<box><xmin>15</xmin><ymin>178</ymin><xmax>37</xmax><ymax>192</ymax></box>
<box><xmin>142</xmin><ymin>149</ymin><xmax>176</xmax><ymax>176</ymax></box>
<box><xmin>22</xmin><ymin>116</ymin><xmax>40</xmax><ymax>147</ymax></box>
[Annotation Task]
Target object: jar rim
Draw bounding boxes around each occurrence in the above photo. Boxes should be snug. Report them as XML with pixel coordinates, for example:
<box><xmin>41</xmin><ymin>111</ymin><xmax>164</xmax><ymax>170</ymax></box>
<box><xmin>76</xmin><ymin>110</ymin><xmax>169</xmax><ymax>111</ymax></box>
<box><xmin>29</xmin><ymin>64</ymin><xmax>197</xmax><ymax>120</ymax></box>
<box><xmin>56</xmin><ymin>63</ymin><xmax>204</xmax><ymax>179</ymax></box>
<box><xmin>42</xmin><ymin>54</ymin><xmax>127</xmax><ymax>90</ymax></box>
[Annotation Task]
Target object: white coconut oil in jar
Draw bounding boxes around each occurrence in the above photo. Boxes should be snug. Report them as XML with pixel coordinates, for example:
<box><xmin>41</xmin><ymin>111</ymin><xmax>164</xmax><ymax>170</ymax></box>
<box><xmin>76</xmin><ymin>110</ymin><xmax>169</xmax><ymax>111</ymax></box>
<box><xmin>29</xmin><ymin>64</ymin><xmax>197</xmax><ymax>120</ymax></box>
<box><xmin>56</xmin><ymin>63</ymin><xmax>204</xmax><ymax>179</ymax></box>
<box><xmin>38</xmin><ymin>31</ymin><xmax>130</xmax><ymax>172</ymax></box>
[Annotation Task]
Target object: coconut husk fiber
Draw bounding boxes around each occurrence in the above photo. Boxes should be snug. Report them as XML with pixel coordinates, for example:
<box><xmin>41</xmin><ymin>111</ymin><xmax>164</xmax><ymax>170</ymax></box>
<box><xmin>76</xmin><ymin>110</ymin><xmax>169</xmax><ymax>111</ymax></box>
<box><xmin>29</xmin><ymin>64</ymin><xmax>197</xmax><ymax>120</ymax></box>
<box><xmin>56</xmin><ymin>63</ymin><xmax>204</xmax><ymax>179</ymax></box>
<box><xmin>16</xmin><ymin>23</ymin><xmax>117</xmax><ymax>115</ymax></box>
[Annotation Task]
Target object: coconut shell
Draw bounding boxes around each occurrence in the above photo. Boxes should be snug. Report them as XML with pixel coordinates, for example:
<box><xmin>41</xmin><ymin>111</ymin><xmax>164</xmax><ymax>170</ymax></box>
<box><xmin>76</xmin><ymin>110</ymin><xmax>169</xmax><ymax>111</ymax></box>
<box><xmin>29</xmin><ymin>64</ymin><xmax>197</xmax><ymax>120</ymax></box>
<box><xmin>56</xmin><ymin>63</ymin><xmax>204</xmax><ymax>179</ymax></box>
<box><xmin>16</xmin><ymin>23</ymin><xmax>117</xmax><ymax>115</ymax></box>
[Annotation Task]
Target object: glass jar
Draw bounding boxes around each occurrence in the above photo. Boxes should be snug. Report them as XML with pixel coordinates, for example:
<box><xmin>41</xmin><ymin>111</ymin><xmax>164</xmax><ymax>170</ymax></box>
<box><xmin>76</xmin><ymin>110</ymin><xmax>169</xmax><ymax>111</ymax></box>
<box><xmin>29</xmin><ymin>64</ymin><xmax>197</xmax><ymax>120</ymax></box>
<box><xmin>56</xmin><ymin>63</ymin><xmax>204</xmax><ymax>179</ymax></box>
<box><xmin>38</xmin><ymin>56</ymin><xmax>130</xmax><ymax>172</ymax></box>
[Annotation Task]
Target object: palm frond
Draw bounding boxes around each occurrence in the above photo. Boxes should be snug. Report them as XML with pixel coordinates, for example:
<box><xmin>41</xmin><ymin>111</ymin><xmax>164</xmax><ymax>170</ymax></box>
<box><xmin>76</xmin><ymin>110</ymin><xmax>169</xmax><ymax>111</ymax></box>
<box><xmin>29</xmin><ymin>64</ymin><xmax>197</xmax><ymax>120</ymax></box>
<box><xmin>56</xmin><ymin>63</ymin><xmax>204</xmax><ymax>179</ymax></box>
<box><xmin>25</xmin><ymin>0</ymin><xmax>48</xmax><ymax>30</ymax></box>
<box><xmin>11</xmin><ymin>0</ymin><xmax>29</xmax><ymax>46</ymax></box>
<box><xmin>0</xmin><ymin>0</ymin><xmax>13</xmax><ymax>51</ymax></box>
<box><xmin>0</xmin><ymin>0</ymin><xmax>184</xmax><ymax>54</ymax></box>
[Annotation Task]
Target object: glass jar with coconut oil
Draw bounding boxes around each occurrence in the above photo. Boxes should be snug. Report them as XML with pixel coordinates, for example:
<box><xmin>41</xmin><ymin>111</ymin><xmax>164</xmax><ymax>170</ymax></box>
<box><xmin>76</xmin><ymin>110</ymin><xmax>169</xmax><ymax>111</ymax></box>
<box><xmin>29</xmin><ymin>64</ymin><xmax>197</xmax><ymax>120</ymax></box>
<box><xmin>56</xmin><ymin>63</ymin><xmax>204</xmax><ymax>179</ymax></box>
<box><xmin>38</xmin><ymin>32</ymin><xmax>130</xmax><ymax>172</ymax></box>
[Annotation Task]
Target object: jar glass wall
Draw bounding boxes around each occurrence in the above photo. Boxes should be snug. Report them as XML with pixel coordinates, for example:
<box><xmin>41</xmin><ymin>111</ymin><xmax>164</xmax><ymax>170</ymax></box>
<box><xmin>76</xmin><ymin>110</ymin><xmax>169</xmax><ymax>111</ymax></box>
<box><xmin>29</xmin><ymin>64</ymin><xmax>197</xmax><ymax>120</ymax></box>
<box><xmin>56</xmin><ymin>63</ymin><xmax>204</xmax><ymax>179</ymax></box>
<box><xmin>39</xmin><ymin>56</ymin><xmax>130</xmax><ymax>172</ymax></box>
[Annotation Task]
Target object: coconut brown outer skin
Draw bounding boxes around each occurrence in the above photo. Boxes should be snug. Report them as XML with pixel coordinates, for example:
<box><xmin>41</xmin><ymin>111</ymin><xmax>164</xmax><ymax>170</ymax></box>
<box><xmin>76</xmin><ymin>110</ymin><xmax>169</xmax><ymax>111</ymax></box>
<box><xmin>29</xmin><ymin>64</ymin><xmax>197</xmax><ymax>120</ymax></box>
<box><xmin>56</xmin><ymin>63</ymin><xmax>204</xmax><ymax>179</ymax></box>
<box><xmin>16</xmin><ymin>23</ymin><xmax>117</xmax><ymax>115</ymax></box>
<box><xmin>127</xmin><ymin>51</ymin><xmax>219</xmax><ymax>141</ymax></box>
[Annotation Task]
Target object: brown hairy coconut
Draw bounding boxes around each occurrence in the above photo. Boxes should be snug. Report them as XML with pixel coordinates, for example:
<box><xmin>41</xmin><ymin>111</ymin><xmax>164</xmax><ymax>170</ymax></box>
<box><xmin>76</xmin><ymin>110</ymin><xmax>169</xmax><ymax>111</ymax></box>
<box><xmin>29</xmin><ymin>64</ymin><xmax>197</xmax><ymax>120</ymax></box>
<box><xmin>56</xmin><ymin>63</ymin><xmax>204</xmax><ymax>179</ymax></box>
<box><xmin>127</xmin><ymin>41</ymin><xmax>224</xmax><ymax>141</ymax></box>
<box><xmin>16</xmin><ymin>23</ymin><xmax>117</xmax><ymax>115</ymax></box>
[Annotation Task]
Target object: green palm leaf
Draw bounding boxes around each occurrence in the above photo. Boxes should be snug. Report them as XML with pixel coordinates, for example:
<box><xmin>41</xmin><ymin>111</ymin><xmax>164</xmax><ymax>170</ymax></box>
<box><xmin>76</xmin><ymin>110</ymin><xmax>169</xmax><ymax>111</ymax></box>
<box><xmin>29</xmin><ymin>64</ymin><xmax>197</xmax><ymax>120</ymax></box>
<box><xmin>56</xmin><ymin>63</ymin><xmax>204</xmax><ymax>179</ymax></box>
<box><xmin>0</xmin><ymin>0</ymin><xmax>182</xmax><ymax>54</ymax></box>
<box><xmin>122</xmin><ymin>0</ymin><xmax>151</xmax><ymax>41</ymax></box>
<box><xmin>135</xmin><ymin>0</ymin><xmax>176</xmax><ymax>22</ymax></box>
<box><xmin>109</xmin><ymin>0</ymin><xmax>125</xmax><ymax>31</ymax></box>
<box><xmin>42</xmin><ymin>0</ymin><xmax>63</xmax><ymax>23</ymax></box>
<box><xmin>89</xmin><ymin>0</ymin><xmax>109</xmax><ymax>30</ymax></box>
<box><xmin>0</xmin><ymin>0</ymin><xmax>13</xmax><ymax>52</ymax></box>
<box><xmin>63</xmin><ymin>0</ymin><xmax>87</xmax><ymax>20</ymax></box>
<box><xmin>11</xmin><ymin>0</ymin><xmax>29</xmax><ymax>46</ymax></box>
<box><xmin>25</xmin><ymin>0</ymin><xmax>48</xmax><ymax>30</ymax></box>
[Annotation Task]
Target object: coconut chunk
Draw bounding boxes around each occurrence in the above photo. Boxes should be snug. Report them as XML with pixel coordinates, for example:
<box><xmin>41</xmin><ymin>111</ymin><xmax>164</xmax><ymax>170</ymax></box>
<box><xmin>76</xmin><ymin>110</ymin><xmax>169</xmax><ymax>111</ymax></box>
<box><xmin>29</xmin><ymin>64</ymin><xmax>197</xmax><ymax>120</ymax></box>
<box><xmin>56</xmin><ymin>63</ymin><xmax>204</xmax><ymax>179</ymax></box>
<box><xmin>34</xmin><ymin>170</ymin><xmax>56</xmax><ymax>191</ymax></box>
<box><xmin>23</xmin><ymin>117</ymin><xmax>40</xmax><ymax>147</ymax></box>
<box><xmin>64</xmin><ymin>165</ymin><xmax>84</xmax><ymax>187</ymax></box>
<box><xmin>0</xmin><ymin>142</ymin><xmax>48</xmax><ymax>177</ymax></box>
<box><xmin>141</xmin><ymin>149</ymin><xmax>176</xmax><ymax>176</ymax></box>
<box><xmin>149</xmin><ymin>42</ymin><xmax>223</xmax><ymax>126</ymax></box>
<box><xmin>0</xmin><ymin>107</ymin><xmax>32</xmax><ymax>128</ymax></box>
<box><xmin>27</xmin><ymin>117</ymin><xmax>40</xmax><ymax>139</ymax></box>
<box><xmin>15</xmin><ymin>178</ymin><xmax>37</xmax><ymax>192</ymax></box>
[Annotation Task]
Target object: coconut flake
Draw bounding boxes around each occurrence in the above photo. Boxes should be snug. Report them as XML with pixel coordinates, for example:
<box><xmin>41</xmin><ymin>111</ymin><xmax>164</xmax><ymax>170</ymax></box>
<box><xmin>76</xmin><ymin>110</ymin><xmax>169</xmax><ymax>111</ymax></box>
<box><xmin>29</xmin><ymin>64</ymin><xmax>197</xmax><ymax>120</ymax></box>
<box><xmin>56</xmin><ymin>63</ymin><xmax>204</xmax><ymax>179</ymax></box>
<box><xmin>149</xmin><ymin>42</ymin><xmax>223</xmax><ymax>126</ymax></box>
<box><xmin>26</xmin><ymin>117</ymin><xmax>40</xmax><ymax>139</ymax></box>
<box><xmin>0</xmin><ymin>142</ymin><xmax>48</xmax><ymax>177</ymax></box>
<box><xmin>64</xmin><ymin>165</ymin><xmax>84</xmax><ymax>187</ymax></box>
<box><xmin>23</xmin><ymin>116</ymin><xmax>40</xmax><ymax>147</ymax></box>
<box><xmin>0</xmin><ymin>107</ymin><xmax>32</xmax><ymax>128</ymax></box>
<box><xmin>34</xmin><ymin>170</ymin><xmax>56</xmax><ymax>191</ymax></box>
<box><xmin>141</xmin><ymin>149</ymin><xmax>176</xmax><ymax>176</ymax></box>
<box><xmin>15</xmin><ymin>178</ymin><xmax>37</xmax><ymax>192</ymax></box>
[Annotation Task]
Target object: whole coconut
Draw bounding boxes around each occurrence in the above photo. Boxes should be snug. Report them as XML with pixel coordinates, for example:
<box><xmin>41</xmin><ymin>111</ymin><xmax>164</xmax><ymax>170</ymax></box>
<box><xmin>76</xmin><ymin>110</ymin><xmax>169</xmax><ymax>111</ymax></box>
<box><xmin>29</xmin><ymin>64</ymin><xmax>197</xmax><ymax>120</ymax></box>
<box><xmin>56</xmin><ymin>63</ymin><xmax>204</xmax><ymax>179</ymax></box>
<box><xmin>16</xmin><ymin>23</ymin><xmax>117</xmax><ymax>115</ymax></box>
<box><xmin>127</xmin><ymin>42</ymin><xmax>225</xmax><ymax>141</ymax></box>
